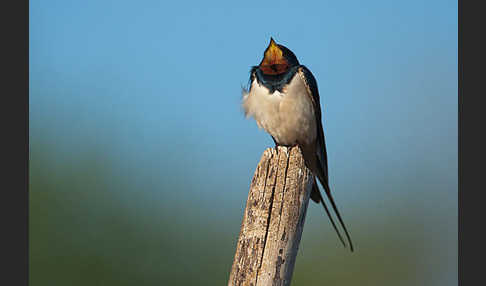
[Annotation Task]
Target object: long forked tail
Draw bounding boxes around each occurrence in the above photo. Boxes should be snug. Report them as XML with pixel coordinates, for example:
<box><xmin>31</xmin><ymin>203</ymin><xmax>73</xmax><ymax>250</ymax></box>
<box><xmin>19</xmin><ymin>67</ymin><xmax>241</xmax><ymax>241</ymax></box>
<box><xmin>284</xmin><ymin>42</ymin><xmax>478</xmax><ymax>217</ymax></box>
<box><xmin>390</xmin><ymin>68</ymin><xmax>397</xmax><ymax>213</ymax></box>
<box><xmin>311</xmin><ymin>154</ymin><xmax>354</xmax><ymax>252</ymax></box>
<box><xmin>321</xmin><ymin>180</ymin><xmax>354</xmax><ymax>252</ymax></box>
<box><xmin>298</xmin><ymin>143</ymin><xmax>355</xmax><ymax>251</ymax></box>
<box><xmin>315</xmin><ymin>165</ymin><xmax>355</xmax><ymax>252</ymax></box>
<box><xmin>311</xmin><ymin>179</ymin><xmax>347</xmax><ymax>248</ymax></box>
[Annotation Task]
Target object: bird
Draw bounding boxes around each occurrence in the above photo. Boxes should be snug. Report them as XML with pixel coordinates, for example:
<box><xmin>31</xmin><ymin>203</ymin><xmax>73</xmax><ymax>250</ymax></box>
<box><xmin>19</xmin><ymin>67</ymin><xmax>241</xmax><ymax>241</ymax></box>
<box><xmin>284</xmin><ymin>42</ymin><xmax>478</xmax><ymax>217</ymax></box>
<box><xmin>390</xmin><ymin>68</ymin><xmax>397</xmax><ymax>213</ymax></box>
<box><xmin>242</xmin><ymin>37</ymin><xmax>354</xmax><ymax>252</ymax></box>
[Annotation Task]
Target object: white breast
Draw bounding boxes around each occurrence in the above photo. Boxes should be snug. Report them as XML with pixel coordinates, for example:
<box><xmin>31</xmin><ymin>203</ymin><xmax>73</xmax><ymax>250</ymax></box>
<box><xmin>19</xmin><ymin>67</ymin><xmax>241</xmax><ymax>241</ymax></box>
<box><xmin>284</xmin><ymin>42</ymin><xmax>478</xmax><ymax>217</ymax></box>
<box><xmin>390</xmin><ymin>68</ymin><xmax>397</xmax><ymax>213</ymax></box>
<box><xmin>242</xmin><ymin>72</ymin><xmax>317</xmax><ymax>146</ymax></box>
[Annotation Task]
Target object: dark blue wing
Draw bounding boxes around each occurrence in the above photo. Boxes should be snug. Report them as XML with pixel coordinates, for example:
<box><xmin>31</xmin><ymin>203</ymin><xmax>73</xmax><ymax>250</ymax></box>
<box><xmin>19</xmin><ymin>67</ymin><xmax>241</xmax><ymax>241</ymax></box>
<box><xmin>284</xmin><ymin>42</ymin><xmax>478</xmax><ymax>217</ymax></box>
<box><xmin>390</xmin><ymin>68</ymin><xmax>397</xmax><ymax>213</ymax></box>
<box><xmin>299</xmin><ymin>65</ymin><xmax>354</xmax><ymax>252</ymax></box>
<box><xmin>299</xmin><ymin>65</ymin><xmax>329</xmax><ymax>182</ymax></box>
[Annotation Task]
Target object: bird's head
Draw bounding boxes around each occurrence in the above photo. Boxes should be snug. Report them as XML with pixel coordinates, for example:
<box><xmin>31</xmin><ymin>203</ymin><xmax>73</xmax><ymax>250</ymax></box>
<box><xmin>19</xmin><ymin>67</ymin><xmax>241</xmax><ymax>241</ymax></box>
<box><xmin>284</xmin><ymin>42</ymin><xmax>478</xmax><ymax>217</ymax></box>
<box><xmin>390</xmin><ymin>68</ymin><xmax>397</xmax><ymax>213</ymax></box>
<box><xmin>258</xmin><ymin>38</ymin><xmax>300</xmax><ymax>75</ymax></box>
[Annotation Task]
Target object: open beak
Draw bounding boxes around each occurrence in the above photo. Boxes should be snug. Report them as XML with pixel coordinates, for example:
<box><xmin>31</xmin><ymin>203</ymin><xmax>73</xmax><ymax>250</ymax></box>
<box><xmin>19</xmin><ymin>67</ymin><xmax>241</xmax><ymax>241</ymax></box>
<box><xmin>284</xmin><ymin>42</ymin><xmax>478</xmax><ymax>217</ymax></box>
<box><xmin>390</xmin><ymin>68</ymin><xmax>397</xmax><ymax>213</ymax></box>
<box><xmin>259</xmin><ymin>38</ymin><xmax>289</xmax><ymax>75</ymax></box>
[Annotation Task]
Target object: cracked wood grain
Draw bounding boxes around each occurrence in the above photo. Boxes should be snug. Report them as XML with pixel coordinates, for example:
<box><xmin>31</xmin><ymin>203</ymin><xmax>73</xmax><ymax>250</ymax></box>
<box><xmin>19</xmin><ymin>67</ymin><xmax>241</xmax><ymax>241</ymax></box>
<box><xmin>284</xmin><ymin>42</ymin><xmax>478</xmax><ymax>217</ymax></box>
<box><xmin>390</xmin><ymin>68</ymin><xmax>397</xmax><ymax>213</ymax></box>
<box><xmin>228</xmin><ymin>146</ymin><xmax>314</xmax><ymax>286</ymax></box>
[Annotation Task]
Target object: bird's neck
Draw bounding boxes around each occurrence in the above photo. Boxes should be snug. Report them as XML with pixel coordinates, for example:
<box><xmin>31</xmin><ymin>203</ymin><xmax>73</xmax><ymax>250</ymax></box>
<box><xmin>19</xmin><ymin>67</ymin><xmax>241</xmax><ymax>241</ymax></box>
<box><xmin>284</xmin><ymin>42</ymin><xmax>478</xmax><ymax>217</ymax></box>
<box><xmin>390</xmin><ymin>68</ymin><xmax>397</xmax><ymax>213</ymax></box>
<box><xmin>252</xmin><ymin>65</ymin><xmax>300</xmax><ymax>94</ymax></box>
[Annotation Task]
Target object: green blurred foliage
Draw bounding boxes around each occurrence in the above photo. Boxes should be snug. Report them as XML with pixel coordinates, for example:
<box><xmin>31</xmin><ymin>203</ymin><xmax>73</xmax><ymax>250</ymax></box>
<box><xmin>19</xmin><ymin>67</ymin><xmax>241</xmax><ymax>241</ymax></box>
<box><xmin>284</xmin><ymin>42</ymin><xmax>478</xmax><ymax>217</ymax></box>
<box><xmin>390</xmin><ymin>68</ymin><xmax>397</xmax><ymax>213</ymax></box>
<box><xmin>30</xmin><ymin>140</ymin><xmax>455</xmax><ymax>285</ymax></box>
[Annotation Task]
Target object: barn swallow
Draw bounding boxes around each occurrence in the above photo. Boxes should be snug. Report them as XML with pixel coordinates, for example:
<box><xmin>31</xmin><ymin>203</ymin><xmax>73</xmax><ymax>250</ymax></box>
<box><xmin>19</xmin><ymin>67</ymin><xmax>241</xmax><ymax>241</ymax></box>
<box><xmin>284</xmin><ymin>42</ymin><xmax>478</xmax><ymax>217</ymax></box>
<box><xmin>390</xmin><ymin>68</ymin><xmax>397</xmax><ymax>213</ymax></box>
<box><xmin>242</xmin><ymin>38</ymin><xmax>354</xmax><ymax>251</ymax></box>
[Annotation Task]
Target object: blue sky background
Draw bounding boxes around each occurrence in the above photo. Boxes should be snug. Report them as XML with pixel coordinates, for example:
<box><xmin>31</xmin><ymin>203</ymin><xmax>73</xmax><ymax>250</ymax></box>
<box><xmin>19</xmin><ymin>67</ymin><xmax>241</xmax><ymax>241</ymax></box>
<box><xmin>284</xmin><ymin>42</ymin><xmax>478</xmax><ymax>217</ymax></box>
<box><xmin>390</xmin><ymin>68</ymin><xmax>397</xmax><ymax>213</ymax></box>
<box><xmin>30</xmin><ymin>1</ymin><xmax>457</xmax><ymax>285</ymax></box>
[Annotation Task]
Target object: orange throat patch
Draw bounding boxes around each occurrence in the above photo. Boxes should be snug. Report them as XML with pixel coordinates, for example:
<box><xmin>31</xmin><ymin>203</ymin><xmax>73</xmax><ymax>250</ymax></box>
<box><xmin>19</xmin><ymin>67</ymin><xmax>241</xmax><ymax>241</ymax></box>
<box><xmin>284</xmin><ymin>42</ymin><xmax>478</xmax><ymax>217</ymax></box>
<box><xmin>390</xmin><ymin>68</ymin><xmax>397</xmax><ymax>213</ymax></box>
<box><xmin>259</xmin><ymin>62</ymin><xmax>289</xmax><ymax>75</ymax></box>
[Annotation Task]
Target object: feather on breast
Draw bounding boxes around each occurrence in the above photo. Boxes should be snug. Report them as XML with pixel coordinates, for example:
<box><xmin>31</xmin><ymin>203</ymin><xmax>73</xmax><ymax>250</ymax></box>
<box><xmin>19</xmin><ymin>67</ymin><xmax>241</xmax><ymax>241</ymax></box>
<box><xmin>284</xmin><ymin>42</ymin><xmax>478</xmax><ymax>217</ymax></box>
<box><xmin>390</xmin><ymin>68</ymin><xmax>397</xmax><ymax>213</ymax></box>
<box><xmin>242</xmin><ymin>72</ymin><xmax>316</xmax><ymax>146</ymax></box>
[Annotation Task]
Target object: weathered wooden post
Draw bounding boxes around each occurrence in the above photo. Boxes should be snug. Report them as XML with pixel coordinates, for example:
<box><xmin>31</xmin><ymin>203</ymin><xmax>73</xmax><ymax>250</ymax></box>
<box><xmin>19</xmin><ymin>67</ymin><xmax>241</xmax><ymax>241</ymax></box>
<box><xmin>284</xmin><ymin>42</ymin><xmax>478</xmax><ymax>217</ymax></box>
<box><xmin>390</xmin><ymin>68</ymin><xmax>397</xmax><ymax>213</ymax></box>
<box><xmin>228</xmin><ymin>146</ymin><xmax>314</xmax><ymax>286</ymax></box>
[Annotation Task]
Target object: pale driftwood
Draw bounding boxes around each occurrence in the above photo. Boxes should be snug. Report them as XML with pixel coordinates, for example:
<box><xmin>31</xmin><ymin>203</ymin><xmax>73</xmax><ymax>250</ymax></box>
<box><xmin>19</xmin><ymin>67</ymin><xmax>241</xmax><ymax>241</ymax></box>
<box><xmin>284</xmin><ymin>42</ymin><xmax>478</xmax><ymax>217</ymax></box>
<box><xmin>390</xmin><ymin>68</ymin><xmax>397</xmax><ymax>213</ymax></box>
<box><xmin>228</xmin><ymin>146</ymin><xmax>314</xmax><ymax>286</ymax></box>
